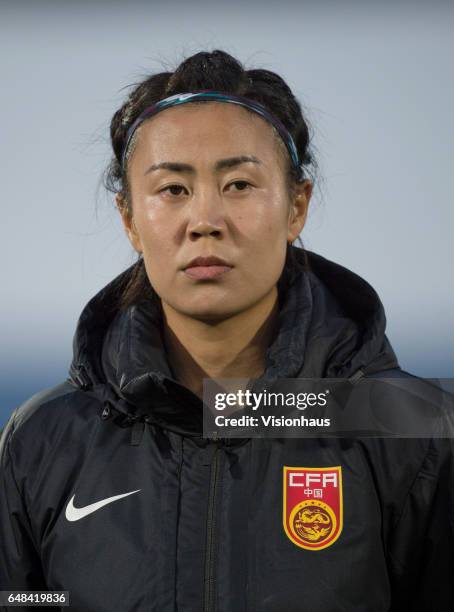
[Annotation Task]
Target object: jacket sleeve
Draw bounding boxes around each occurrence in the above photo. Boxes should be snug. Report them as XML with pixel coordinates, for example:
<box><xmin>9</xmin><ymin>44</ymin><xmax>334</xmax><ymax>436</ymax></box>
<box><xmin>0</xmin><ymin>410</ymin><xmax>48</xmax><ymax>594</ymax></box>
<box><xmin>388</xmin><ymin>436</ymin><xmax>454</xmax><ymax>611</ymax></box>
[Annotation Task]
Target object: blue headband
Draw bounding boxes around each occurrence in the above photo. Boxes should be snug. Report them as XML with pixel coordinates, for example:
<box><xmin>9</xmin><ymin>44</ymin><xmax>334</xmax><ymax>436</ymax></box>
<box><xmin>121</xmin><ymin>90</ymin><xmax>304</xmax><ymax>181</ymax></box>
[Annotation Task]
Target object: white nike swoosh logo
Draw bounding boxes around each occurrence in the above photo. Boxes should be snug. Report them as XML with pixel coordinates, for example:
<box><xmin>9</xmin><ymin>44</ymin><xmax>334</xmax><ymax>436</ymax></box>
<box><xmin>65</xmin><ymin>489</ymin><xmax>141</xmax><ymax>522</ymax></box>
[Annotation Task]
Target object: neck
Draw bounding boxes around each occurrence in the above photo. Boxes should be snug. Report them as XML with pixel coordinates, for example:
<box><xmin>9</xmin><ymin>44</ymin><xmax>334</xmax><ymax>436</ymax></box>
<box><xmin>161</xmin><ymin>288</ymin><xmax>280</xmax><ymax>399</ymax></box>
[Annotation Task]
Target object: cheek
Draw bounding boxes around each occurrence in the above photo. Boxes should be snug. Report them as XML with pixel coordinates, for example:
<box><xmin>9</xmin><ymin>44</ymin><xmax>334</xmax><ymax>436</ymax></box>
<box><xmin>239</xmin><ymin>198</ymin><xmax>289</xmax><ymax>245</ymax></box>
<box><xmin>132</xmin><ymin>211</ymin><xmax>176</xmax><ymax>289</ymax></box>
<box><xmin>134</xmin><ymin>205</ymin><xmax>174</xmax><ymax>248</ymax></box>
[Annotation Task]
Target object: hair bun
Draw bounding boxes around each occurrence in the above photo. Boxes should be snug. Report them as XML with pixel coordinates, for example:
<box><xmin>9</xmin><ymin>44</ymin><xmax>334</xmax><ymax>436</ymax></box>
<box><xmin>166</xmin><ymin>50</ymin><xmax>244</xmax><ymax>93</ymax></box>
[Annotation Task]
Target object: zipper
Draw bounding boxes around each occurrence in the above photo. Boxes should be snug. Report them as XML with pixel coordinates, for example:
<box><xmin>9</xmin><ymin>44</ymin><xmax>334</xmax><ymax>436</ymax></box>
<box><xmin>203</xmin><ymin>439</ymin><xmax>223</xmax><ymax>612</ymax></box>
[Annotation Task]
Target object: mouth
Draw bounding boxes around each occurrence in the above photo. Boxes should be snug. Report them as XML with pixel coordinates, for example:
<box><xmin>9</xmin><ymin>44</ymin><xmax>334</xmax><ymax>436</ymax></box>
<box><xmin>183</xmin><ymin>256</ymin><xmax>233</xmax><ymax>280</ymax></box>
<box><xmin>184</xmin><ymin>265</ymin><xmax>232</xmax><ymax>280</ymax></box>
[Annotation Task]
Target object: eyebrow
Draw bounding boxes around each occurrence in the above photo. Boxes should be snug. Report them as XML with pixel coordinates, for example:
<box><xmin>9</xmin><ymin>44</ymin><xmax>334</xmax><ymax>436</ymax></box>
<box><xmin>144</xmin><ymin>155</ymin><xmax>261</xmax><ymax>176</ymax></box>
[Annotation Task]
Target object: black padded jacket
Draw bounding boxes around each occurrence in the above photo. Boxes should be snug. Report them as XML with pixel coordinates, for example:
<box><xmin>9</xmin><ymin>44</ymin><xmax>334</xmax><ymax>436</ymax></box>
<box><xmin>1</xmin><ymin>247</ymin><xmax>453</xmax><ymax>612</ymax></box>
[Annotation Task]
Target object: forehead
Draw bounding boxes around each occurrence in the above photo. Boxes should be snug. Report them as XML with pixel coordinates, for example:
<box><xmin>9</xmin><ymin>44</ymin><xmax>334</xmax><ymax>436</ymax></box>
<box><xmin>129</xmin><ymin>101</ymin><xmax>287</xmax><ymax>164</ymax></box>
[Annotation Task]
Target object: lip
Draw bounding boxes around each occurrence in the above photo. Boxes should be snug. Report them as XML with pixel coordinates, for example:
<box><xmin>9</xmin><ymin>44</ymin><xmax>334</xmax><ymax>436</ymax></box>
<box><xmin>184</xmin><ymin>255</ymin><xmax>232</xmax><ymax>268</ymax></box>
<box><xmin>184</xmin><ymin>265</ymin><xmax>232</xmax><ymax>280</ymax></box>
<box><xmin>183</xmin><ymin>255</ymin><xmax>233</xmax><ymax>280</ymax></box>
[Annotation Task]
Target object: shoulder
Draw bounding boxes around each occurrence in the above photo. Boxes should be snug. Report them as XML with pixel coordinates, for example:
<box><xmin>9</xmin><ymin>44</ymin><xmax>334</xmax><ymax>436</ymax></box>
<box><xmin>356</xmin><ymin>366</ymin><xmax>454</xmax><ymax>490</ymax></box>
<box><xmin>0</xmin><ymin>380</ymin><xmax>102</xmax><ymax>464</ymax></box>
<box><xmin>363</xmin><ymin>366</ymin><xmax>451</xmax><ymax>425</ymax></box>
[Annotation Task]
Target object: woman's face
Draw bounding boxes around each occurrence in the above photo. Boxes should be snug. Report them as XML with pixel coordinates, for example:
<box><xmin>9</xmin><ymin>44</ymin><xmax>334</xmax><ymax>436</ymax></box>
<box><xmin>118</xmin><ymin>102</ymin><xmax>312</xmax><ymax>322</ymax></box>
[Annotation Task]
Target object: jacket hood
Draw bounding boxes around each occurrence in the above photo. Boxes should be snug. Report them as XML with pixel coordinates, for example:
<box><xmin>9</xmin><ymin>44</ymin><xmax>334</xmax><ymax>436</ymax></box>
<box><xmin>68</xmin><ymin>247</ymin><xmax>399</xmax><ymax>435</ymax></box>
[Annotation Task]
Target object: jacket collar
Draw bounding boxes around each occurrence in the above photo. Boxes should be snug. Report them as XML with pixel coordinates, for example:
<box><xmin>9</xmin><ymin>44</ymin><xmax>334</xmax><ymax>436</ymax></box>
<box><xmin>68</xmin><ymin>246</ymin><xmax>399</xmax><ymax>434</ymax></box>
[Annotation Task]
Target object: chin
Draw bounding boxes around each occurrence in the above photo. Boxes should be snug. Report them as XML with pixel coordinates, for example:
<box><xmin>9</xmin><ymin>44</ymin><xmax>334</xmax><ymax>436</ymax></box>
<box><xmin>167</xmin><ymin>293</ymin><xmax>247</xmax><ymax>323</ymax></box>
<box><xmin>180</xmin><ymin>303</ymin><xmax>239</xmax><ymax>323</ymax></box>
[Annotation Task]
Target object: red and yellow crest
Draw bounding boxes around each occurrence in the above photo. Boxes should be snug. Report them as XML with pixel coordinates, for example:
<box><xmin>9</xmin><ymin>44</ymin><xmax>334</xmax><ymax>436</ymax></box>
<box><xmin>283</xmin><ymin>466</ymin><xmax>343</xmax><ymax>550</ymax></box>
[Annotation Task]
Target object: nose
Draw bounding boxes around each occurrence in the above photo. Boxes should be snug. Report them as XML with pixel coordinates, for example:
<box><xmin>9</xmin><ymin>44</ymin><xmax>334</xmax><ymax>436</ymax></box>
<box><xmin>186</xmin><ymin>186</ymin><xmax>226</xmax><ymax>241</ymax></box>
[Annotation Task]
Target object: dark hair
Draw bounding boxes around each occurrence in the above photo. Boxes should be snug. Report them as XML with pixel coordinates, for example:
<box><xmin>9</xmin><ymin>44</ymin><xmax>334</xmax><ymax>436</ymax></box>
<box><xmin>103</xmin><ymin>49</ymin><xmax>318</xmax><ymax>310</ymax></box>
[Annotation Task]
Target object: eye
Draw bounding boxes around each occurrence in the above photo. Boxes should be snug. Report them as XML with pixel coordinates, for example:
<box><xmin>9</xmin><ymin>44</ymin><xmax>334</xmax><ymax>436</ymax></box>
<box><xmin>160</xmin><ymin>184</ymin><xmax>187</xmax><ymax>196</ymax></box>
<box><xmin>226</xmin><ymin>180</ymin><xmax>253</xmax><ymax>192</ymax></box>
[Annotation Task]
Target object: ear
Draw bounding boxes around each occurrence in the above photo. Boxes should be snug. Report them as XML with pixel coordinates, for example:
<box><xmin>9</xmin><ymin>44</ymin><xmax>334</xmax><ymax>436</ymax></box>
<box><xmin>287</xmin><ymin>179</ymin><xmax>313</xmax><ymax>243</ymax></box>
<box><xmin>115</xmin><ymin>192</ymin><xmax>143</xmax><ymax>253</ymax></box>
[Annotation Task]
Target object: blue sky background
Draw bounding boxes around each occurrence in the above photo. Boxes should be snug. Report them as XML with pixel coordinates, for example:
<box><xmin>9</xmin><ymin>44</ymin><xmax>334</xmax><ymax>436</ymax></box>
<box><xmin>1</xmin><ymin>1</ymin><xmax>453</xmax><ymax>428</ymax></box>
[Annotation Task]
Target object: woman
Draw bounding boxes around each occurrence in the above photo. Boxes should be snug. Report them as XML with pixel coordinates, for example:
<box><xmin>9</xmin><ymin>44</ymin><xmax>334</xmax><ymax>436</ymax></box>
<box><xmin>1</xmin><ymin>49</ymin><xmax>453</xmax><ymax>612</ymax></box>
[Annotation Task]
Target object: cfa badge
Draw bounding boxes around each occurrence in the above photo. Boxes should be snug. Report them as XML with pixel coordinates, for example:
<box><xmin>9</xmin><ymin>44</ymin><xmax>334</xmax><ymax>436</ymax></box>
<box><xmin>283</xmin><ymin>466</ymin><xmax>343</xmax><ymax>550</ymax></box>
